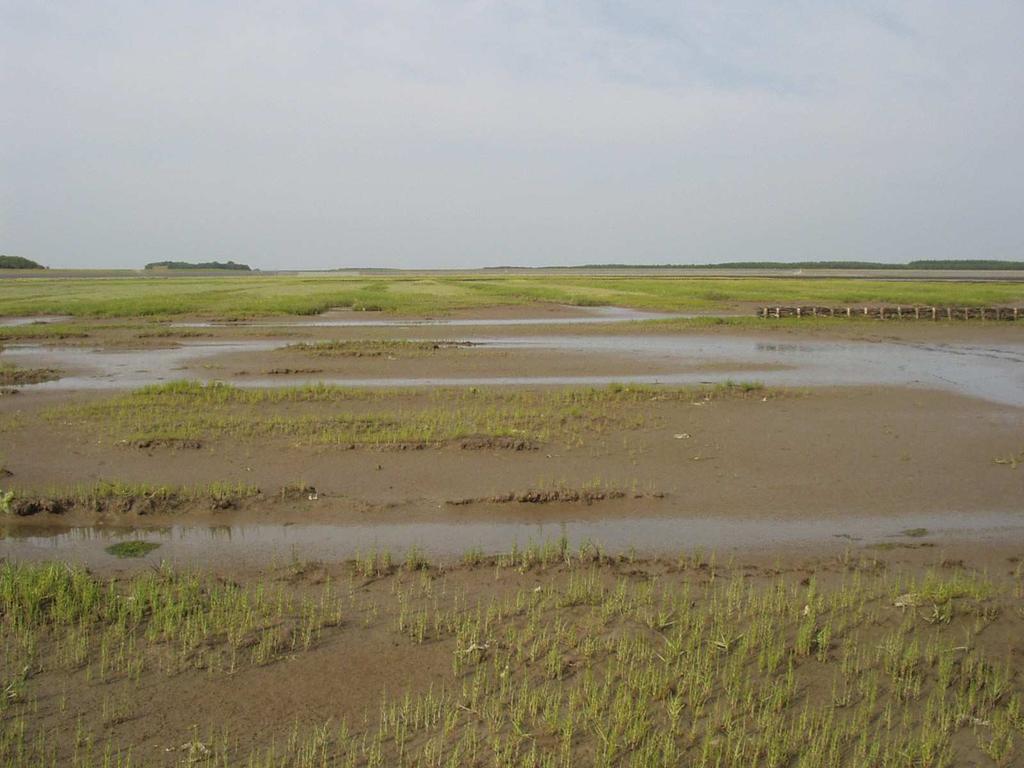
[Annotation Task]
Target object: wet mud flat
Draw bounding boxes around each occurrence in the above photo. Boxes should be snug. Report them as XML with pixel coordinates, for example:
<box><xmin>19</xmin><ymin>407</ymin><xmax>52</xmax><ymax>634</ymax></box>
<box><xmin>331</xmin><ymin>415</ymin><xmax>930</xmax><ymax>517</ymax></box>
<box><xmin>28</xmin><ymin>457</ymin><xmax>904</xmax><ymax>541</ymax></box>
<box><xmin>2</xmin><ymin>304</ymin><xmax>1024</xmax><ymax>766</ymax></box>
<box><xmin>171</xmin><ymin>304</ymin><xmax>691</xmax><ymax>328</ymax></box>
<box><xmin>2</xmin><ymin>313</ymin><xmax>1023</xmax><ymax>405</ymax></box>
<box><xmin>1</xmin><ymin>305</ymin><xmax>1022</xmax><ymax>555</ymax></box>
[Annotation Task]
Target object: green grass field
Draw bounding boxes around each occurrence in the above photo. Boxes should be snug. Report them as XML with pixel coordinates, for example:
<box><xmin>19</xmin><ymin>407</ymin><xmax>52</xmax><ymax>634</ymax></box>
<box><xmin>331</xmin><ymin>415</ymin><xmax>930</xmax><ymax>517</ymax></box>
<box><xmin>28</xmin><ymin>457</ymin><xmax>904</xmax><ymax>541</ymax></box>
<box><xmin>2</xmin><ymin>274</ymin><xmax>1023</xmax><ymax>318</ymax></box>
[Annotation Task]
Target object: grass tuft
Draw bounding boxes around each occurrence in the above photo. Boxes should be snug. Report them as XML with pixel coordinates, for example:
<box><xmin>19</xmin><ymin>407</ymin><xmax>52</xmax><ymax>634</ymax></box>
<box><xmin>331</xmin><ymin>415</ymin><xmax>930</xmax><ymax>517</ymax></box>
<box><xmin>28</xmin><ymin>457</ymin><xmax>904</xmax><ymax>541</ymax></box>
<box><xmin>104</xmin><ymin>541</ymin><xmax>161</xmax><ymax>558</ymax></box>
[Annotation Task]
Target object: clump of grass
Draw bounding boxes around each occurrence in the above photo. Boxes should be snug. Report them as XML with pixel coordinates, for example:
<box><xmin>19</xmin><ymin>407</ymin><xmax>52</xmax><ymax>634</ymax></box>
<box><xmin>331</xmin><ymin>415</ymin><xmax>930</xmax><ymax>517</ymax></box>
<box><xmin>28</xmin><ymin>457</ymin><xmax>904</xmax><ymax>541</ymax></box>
<box><xmin>0</xmin><ymin>489</ymin><xmax>13</xmax><ymax>515</ymax></box>
<box><xmin>105</xmin><ymin>540</ymin><xmax>161</xmax><ymax>558</ymax></box>
<box><xmin>900</xmin><ymin>527</ymin><xmax>929</xmax><ymax>538</ymax></box>
<box><xmin>403</xmin><ymin>546</ymin><xmax>429</xmax><ymax>571</ymax></box>
<box><xmin>354</xmin><ymin>548</ymin><xmax>393</xmax><ymax>578</ymax></box>
<box><xmin>448</xmin><ymin>477</ymin><xmax>659</xmax><ymax>506</ymax></box>
<box><xmin>134</xmin><ymin>329</ymin><xmax>213</xmax><ymax>339</ymax></box>
<box><xmin>0</xmin><ymin>364</ymin><xmax>61</xmax><ymax>386</ymax></box>
<box><xmin>993</xmin><ymin>450</ymin><xmax>1023</xmax><ymax>469</ymax></box>
<box><xmin>462</xmin><ymin>547</ymin><xmax>485</xmax><ymax>566</ymax></box>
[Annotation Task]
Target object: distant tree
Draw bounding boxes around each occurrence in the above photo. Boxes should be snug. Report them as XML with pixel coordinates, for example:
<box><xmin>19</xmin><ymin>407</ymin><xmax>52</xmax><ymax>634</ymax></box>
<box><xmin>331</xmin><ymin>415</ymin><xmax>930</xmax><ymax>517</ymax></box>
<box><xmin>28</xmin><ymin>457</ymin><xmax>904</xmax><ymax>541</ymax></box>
<box><xmin>0</xmin><ymin>256</ymin><xmax>45</xmax><ymax>270</ymax></box>
<box><xmin>0</xmin><ymin>255</ymin><xmax>45</xmax><ymax>269</ymax></box>
<box><xmin>144</xmin><ymin>260</ymin><xmax>252</xmax><ymax>271</ymax></box>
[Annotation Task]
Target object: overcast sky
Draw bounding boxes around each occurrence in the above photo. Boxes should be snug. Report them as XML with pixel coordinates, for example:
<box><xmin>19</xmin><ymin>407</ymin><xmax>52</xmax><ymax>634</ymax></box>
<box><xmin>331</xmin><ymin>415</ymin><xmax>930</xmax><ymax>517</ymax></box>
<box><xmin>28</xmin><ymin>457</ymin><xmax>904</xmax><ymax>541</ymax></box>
<box><xmin>2</xmin><ymin>2</ymin><xmax>1023</xmax><ymax>269</ymax></box>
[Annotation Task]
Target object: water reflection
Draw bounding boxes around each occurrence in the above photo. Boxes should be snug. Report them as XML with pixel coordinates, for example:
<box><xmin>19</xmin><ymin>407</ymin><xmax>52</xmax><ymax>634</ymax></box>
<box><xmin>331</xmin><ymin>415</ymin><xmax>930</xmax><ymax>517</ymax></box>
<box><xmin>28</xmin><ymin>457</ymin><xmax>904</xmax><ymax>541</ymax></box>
<box><xmin>0</xmin><ymin>316</ymin><xmax>73</xmax><ymax>327</ymax></box>
<box><xmin>3</xmin><ymin>511</ymin><xmax>1022</xmax><ymax>568</ymax></box>
<box><xmin>171</xmin><ymin>306</ymin><xmax>687</xmax><ymax>328</ymax></box>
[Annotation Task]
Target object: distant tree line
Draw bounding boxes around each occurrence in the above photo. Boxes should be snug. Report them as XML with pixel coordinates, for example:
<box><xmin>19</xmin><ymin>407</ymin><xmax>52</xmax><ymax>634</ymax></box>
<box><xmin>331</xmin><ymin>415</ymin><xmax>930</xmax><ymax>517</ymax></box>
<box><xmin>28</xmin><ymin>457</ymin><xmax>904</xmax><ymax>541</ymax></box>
<box><xmin>0</xmin><ymin>255</ymin><xmax>45</xmax><ymax>269</ymax></box>
<box><xmin>144</xmin><ymin>260</ymin><xmax>252</xmax><ymax>271</ymax></box>
<box><xmin>703</xmin><ymin>260</ymin><xmax>1024</xmax><ymax>270</ymax></box>
<box><xmin>902</xmin><ymin>260</ymin><xmax>1024</xmax><ymax>270</ymax></box>
<box><xmin>505</xmin><ymin>260</ymin><xmax>1024</xmax><ymax>271</ymax></box>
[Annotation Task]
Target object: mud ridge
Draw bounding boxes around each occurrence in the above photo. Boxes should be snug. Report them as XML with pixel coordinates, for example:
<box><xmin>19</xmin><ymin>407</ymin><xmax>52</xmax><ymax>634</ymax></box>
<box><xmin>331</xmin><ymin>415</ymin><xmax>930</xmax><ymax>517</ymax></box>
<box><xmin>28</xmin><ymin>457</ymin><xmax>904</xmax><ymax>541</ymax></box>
<box><xmin>119</xmin><ymin>438</ymin><xmax>204</xmax><ymax>450</ymax></box>
<box><xmin>8</xmin><ymin>489</ymin><xmax>259</xmax><ymax>517</ymax></box>
<box><xmin>448</xmin><ymin>488</ymin><xmax>664</xmax><ymax>506</ymax></box>
<box><xmin>458</xmin><ymin>436</ymin><xmax>540</xmax><ymax>451</ymax></box>
<box><xmin>286</xmin><ymin>340</ymin><xmax>477</xmax><ymax>358</ymax></box>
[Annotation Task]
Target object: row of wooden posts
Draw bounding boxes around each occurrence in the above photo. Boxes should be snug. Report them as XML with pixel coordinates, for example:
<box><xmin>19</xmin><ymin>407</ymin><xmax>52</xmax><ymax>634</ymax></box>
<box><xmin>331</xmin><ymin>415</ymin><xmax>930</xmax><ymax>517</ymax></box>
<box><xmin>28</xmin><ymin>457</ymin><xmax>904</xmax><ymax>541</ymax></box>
<box><xmin>756</xmin><ymin>305</ymin><xmax>1024</xmax><ymax>320</ymax></box>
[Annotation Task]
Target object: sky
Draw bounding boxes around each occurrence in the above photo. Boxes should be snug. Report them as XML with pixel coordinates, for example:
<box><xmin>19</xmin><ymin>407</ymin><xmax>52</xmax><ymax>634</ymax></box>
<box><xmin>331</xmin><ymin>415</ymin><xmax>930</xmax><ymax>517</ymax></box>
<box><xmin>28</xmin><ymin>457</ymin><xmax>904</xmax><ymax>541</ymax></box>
<box><xmin>2</xmin><ymin>2</ymin><xmax>1023</xmax><ymax>270</ymax></box>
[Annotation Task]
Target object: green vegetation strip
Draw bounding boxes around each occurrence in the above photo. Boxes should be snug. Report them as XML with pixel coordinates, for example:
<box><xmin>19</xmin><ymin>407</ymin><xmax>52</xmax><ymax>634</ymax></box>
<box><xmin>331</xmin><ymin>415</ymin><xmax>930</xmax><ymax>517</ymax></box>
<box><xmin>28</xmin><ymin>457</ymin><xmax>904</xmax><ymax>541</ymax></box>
<box><xmin>1</xmin><ymin>274</ymin><xmax>1022</xmax><ymax>317</ymax></box>
<box><xmin>0</xmin><ymin>322</ymin><xmax>91</xmax><ymax>342</ymax></box>
<box><xmin>1</xmin><ymin>552</ymin><xmax>1022</xmax><ymax>766</ymax></box>
<box><xmin>46</xmin><ymin>381</ymin><xmax>764</xmax><ymax>448</ymax></box>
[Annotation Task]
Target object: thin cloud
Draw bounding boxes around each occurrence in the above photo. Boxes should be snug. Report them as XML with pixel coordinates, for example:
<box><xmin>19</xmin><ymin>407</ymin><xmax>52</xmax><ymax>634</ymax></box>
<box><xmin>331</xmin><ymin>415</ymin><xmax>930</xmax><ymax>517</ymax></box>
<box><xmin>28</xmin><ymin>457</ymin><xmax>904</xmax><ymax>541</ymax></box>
<box><xmin>1</xmin><ymin>1</ymin><xmax>1022</xmax><ymax>268</ymax></box>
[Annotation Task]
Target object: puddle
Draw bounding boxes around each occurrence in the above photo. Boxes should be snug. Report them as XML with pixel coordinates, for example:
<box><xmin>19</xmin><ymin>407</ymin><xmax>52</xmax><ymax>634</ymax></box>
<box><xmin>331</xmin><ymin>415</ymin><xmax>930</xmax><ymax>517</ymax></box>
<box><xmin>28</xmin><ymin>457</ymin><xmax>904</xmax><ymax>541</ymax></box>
<box><xmin>0</xmin><ymin>341</ymin><xmax>283</xmax><ymax>389</ymax></box>
<box><xmin>2</xmin><ymin>327</ymin><xmax>1023</xmax><ymax>406</ymax></box>
<box><xmin>3</xmin><ymin>511</ymin><xmax>1021</xmax><ymax>567</ymax></box>
<box><xmin>0</xmin><ymin>315</ymin><xmax>74</xmax><ymax>327</ymax></box>
<box><xmin>172</xmin><ymin>306</ymin><xmax>689</xmax><ymax>328</ymax></box>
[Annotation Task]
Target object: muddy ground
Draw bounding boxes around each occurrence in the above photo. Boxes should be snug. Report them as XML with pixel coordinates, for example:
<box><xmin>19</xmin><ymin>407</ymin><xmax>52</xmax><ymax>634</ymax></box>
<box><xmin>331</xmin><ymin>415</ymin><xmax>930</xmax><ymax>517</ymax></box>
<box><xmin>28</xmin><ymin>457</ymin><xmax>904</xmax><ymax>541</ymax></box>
<box><xmin>0</xmin><ymin>385</ymin><xmax>1021</xmax><ymax>530</ymax></box>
